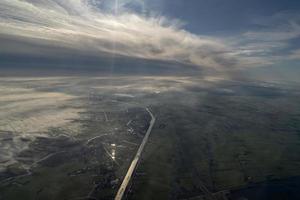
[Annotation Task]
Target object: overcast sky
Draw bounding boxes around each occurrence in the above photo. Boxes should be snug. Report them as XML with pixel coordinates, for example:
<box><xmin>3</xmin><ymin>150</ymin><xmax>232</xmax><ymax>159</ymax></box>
<box><xmin>0</xmin><ymin>0</ymin><xmax>300</xmax><ymax>74</ymax></box>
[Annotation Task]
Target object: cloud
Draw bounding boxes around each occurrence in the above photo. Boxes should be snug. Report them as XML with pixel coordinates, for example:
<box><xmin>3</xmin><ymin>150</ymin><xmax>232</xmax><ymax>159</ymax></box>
<box><xmin>289</xmin><ymin>49</ymin><xmax>300</xmax><ymax>60</ymax></box>
<box><xmin>225</xmin><ymin>12</ymin><xmax>300</xmax><ymax>68</ymax></box>
<box><xmin>0</xmin><ymin>0</ymin><xmax>299</xmax><ymax>70</ymax></box>
<box><xmin>0</xmin><ymin>0</ymin><xmax>243</xmax><ymax>70</ymax></box>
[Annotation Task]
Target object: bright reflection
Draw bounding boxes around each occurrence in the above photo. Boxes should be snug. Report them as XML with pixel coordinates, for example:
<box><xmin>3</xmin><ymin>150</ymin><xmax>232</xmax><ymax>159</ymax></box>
<box><xmin>111</xmin><ymin>143</ymin><xmax>116</xmax><ymax>161</ymax></box>
<box><xmin>112</xmin><ymin>149</ymin><xmax>116</xmax><ymax>161</ymax></box>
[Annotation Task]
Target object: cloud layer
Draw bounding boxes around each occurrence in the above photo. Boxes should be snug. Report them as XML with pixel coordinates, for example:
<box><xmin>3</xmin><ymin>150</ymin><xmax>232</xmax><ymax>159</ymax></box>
<box><xmin>0</xmin><ymin>0</ymin><xmax>299</xmax><ymax>70</ymax></box>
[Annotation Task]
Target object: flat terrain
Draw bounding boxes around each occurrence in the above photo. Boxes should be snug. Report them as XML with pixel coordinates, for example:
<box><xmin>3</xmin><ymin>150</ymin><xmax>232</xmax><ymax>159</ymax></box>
<box><xmin>128</xmin><ymin>79</ymin><xmax>300</xmax><ymax>200</ymax></box>
<box><xmin>0</xmin><ymin>76</ymin><xmax>300</xmax><ymax>200</ymax></box>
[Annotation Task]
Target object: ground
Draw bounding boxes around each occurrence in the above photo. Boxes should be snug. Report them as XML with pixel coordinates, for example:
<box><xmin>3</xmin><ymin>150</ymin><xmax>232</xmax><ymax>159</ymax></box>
<box><xmin>0</xmin><ymin>76</ymin><xmax>300</xmax><ymax>200</ymax></box>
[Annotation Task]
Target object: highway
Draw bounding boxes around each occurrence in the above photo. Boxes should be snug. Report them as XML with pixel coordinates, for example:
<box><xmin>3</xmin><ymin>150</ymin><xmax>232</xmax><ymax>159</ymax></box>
<box><xmin>115</xmin><ymin>108</ymin><xmax>156</xmax><ymax>200</ymax></box>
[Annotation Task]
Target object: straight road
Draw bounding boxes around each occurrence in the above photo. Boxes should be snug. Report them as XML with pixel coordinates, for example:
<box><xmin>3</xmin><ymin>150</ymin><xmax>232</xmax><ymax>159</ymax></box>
<box><xmin>115</xmin><ymin>108</ymin><xmax>156</xmax><ymax>200</ymax></box>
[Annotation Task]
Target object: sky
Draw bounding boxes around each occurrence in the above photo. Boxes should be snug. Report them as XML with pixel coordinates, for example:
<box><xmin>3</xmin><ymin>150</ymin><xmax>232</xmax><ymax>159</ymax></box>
<box><xmin>0</xmin><ymin>0</ymin><xmax>300</xmax><ymax>77</ymax></box>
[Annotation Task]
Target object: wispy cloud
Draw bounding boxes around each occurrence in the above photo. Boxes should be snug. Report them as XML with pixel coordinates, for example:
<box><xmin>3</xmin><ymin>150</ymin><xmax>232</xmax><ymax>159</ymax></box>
<box><xmin>0</xmin><ymin>0</ymin><xmax>299</xmax><ymax>70</ymax></box>
<box><xmin>228</xmin><ymin>12</ymin><xmax>300</xmax><ymax>67</ymax></box>
<box><xmin>0</xmin><ymin>0</ymin><xmax>233</xmax><ymax>69</ymax></box>
<box><xmin>289</xmin><ymin>49</ymin><xmax>300</xmax><ymax>60</ymax></box>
